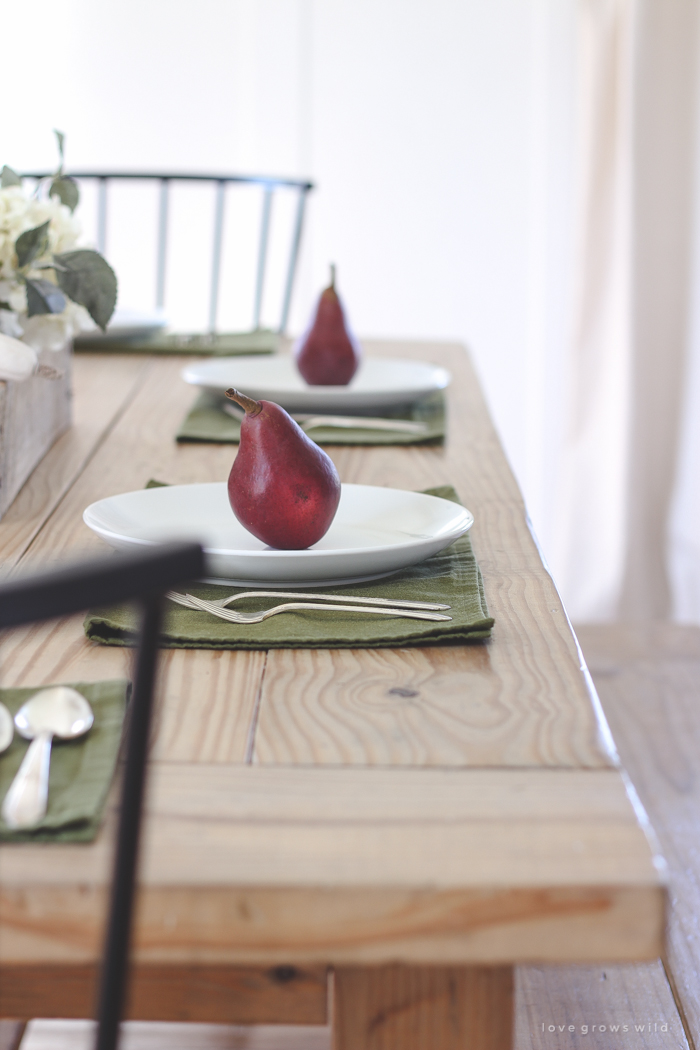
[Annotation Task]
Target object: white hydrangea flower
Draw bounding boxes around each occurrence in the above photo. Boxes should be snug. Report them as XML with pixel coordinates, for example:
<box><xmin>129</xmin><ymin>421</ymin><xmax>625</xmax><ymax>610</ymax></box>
<box><xmin>0</xmin><ymin>181</ymin><xmax>91</xmax><ymax>368</ymax></box>
<box><xmin>0</xmin><ymin>187</ymin><xmax>81</xmax><ymax>280</ymax></box>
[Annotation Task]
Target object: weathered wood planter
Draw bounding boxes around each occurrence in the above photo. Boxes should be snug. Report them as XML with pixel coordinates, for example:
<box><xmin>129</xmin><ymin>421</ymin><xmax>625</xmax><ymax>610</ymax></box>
<box><xmin>0</xmin><ymin>342</ymin><xmax>72</xmax><ymax>520</ymax></box>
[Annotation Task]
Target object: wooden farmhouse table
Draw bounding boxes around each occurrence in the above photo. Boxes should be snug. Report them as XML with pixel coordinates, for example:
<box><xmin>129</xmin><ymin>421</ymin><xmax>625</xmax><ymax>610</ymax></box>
<box><xmin>0</xmin><ymin>341</ymin><xmax>665</xmax><ymax>1049</ymax></box>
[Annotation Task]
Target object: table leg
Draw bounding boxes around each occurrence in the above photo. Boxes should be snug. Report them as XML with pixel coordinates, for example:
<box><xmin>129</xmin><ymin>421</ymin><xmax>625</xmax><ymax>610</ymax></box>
<box><xmin>332</xmin><ymin>965</ymin><xmax>513</xmax><ymax>1050</ymax></box>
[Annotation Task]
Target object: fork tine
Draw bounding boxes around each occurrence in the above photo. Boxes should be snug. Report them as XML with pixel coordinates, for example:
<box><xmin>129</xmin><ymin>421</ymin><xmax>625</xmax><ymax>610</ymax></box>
<box><xmin>166</xmin><ymin>590</ymin><xmax>199</xmax><ymax>608</ymax></box>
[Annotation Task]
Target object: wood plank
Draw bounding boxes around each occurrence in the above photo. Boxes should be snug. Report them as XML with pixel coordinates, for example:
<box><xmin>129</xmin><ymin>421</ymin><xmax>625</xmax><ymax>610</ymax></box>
<box><xmin>0</xmin><ymin>964</ymin><xmax>327</xmax><ymax>1025</ymax></box>
<box><xmin>254</xmin><ymin>644</ymin><xmax>611</xmax><ymax>768</ymax></box>
<box><xmin>515</xmin><ymin>961</ymin><xmax>689</xmax><ymax>1049</ymax></box>
<box><xmin>575</xmin><ymin>623</ymin><xmax>700</xmax><ymax>1048</ymax></box>
<box><xmin>0</xmin><ymin>767</ymin><xmax>659</xmax><ymax>883</ymax></box>
<box><xmin>142</xmin><ymin>766</ymin><xmax>640</xmax><ymax>822</ymax></box>
<box><xmin>19</xmin><ymin>1019</ymin><xmax>331</xmax><ymax>1050</ymax></box>
<box><xmin>0</xmin><ymin>769</ymin><xmax>663</xmax><ymax>967</ymax></box>
<box><xmin>149</xmin><ymin>650</ymin><xmax>264</xmax><ymax>763</ymax></box>
<box><xmin>0</xmin><ymin>869</ymin><xmax>663</xmax><ymax>967</ymax></box>
<box><xmin>332</xmin><ymin>965</ymin><xmax>513</xmax><ymax>1050</ymax></box>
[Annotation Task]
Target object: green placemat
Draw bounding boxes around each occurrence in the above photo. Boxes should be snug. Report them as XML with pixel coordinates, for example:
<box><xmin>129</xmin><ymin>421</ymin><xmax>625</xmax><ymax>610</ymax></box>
<box><xmin>74</xmin><ymin>329</ymin><xmax>279</xmax><ymax>355</ymax></box>
<box><xmin>85</xmin><ymin>487</ymin><xmax>492</xmax><ymax>650</ymax></box>
<box><xmin>0</xmin><ymin>679</ymin><xmax>129</xmax><ymax>843</ymax></box>
<box><xmin>176</xmin><ymin>390</ymin><xmax>445</xmax><ymax>446</ymax></box>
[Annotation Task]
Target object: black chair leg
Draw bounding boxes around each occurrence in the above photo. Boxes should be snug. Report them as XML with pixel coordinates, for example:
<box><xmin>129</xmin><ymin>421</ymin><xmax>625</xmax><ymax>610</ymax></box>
<box><xmin>94</xmin><ymin>596</ymin><xmax>163</xmax><ymax>1050</ymax></box>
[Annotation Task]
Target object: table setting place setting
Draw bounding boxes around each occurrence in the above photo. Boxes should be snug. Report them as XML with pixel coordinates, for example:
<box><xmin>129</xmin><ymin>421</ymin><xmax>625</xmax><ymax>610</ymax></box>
<box><xmin>175</xmin><ymin>268</ymin><xmax>448</xmax><ymax>446</ymax></box>
<box><xmin>0</xmin><ymin>258</ymin><xmax>492</xmax><ymax>844</ymax></box>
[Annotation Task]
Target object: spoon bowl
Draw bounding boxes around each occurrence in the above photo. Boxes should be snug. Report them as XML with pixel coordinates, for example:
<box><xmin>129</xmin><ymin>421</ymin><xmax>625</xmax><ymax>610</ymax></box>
<box><xmin>2</xmin><ymin>687</ymin><xmax>94</xmax><ymax>830</ymax></box>
<box><xmin>0</xmin><ymin>702</ymin><xmax>13</xmax><ymax>754</ymax></box>
<box><xmin>15</xmin><ymin>686</ymin><xmax>94</xmax><ymax>740</ymax></box>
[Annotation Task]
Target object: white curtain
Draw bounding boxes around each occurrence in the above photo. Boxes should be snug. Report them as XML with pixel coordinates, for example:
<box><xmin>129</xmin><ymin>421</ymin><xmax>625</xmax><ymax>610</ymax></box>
<box><xmin>552</xmin><ymin>0</ymin><xmax>699</xmax><ymax>622</ymax></box>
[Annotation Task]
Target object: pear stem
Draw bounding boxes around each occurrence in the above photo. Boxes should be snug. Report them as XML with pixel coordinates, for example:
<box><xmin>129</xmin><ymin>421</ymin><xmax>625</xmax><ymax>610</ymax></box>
<box><xmin>225</xmin><ymin>388</ymin><xmax>263</xmax><ymax>416</ymax></box>
<box><xmin>329</xmin><ymin>262</ymin><xmax>336</xmax><ymax>290</ymax></box>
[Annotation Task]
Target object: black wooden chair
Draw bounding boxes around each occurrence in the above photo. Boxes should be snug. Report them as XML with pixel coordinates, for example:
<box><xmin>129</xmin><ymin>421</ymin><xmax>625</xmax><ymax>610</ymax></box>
<box><xmin>23</xmin><ymin>171</ymin><xmax>314</xmax><ymax>334</ymax></box>
<box><xmin>0</xmin><ymin>542</ymin><xmax>204</xmax><ymax>1050</ymax></box>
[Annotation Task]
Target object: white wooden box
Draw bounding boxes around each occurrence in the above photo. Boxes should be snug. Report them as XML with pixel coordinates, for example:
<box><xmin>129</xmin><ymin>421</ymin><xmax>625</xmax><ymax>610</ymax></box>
<box><xmin>0</xmin><ymin>342</ymin><xmax>72</xmax><ymax>520</ymax></box>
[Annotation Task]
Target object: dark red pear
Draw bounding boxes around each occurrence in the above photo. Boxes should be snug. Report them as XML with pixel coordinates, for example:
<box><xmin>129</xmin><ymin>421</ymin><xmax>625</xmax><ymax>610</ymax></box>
<box><xmin>225</xmin><ymin>387</ymin><xmax>341</xmax><ymax>550</ymax></box>
<box><xmin>294</xmin><ymin>264</ymin><xmax>361</xmax><ymax>385</ymax></box>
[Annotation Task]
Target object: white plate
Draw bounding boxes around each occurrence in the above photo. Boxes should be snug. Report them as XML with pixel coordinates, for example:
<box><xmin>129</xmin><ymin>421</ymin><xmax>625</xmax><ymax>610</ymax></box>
<box><xmin>181</xmin><ymin>355</ymin><xmax>451</xmax><ymax>411</ymax></box>
<box><xmin>83</xmin><ymin>483</ymin><xmax>473</xmax><ymax>587</ymax></box>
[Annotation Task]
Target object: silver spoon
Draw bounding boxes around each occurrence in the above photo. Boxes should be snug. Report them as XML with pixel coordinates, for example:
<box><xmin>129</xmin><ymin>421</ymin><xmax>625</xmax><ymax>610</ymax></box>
<box><xmin>1</xmin><ymin>687</ymin><xmax>94</xmax><ymax>829</ymax></box>
<box><xmin>0</xmin><ymin>702</ymin><xmax>13</xmax><ymax>754</ymax></box>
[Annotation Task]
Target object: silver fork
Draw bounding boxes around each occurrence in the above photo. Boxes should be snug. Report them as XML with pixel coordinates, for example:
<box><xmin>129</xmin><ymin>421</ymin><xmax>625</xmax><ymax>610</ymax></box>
<box><xmin>223</xmin><ymin>402</ymin><xmax>429</xmax><ymax>435</ymax></box>
<box><xmin>168</xmin><ymin>592</ymin><xmax>452</xmax><ymax>624</ymax></box>
<box><xmin>167</xmin><ymin>590</ymin><xmax>449</xmax><ymax>611</ymax></box>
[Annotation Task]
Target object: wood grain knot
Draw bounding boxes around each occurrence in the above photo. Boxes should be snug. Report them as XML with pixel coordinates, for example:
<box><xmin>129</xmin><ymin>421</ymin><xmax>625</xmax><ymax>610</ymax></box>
<box><xmin>270</xmin><ymin>965</ymin><xmax>300</xmax><ymax>984</ymax></box>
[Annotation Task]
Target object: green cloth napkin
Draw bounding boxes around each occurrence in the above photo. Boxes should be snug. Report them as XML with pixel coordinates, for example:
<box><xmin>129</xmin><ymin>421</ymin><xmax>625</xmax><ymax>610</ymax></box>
<box><xmin>84</xmin><ymin>486</ymin><xmax>493</xmax><ymax>651</ymax></box>
<box><xmin>176</xmin><ymin>390</ymin><xmax>445</xmax><ymax>446</ymax></box>
<box><xmin>74</xmin><ymin>329</ymin><xmax>278</xmax><ymax>356</ymax></box>
<box><xmin>0</xmin><ymin>679</ymin><xmax>129</xmax><ymax>843</ymax></box>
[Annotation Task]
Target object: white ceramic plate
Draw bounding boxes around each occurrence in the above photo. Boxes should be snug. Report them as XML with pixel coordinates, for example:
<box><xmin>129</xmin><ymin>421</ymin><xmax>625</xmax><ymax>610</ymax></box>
<box><xmin>83</xmin><ymin>483</ymin><xmax>473</xmax><ymax>587</ymax></box>
<box><xmin>181</xmin><ymin>355</ymin><xmax>451</xmax><ymax>411</ymax></box>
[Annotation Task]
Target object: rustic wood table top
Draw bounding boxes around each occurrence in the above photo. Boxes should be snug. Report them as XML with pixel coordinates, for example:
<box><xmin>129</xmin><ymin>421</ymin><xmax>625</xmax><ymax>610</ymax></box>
<box><xmin>0</xmin><ymin>341</ymin><xmax>665</xmax><ymax>1048</ymax></box>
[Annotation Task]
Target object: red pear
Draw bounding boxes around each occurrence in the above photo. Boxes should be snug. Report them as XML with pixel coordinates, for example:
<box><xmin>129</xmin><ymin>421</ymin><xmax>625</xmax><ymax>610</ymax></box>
<box><xmin>225</xmin><ymin>388</ymin><xmax>341</xmax><ymax>550</ymax></box>
<box><xmin>294</xmin><ymin>264</ymin><xmax>361</xmax><ymax>385</ymax></box>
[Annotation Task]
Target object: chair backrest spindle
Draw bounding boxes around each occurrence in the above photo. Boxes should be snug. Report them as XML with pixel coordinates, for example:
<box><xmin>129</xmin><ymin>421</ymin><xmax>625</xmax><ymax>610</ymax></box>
<box><xmin>208</xmin><ymin>179</ymin><xmax>227</xmax><ymax>334</ymax></box>
<box><xmin>97</xmin><ymin>177</ymin><xmax>109</xmax><ymax>256</ymax></box>
<box><xmin>280</xmin><ymin>188</ymin><xmax>308</xmax><ymax>335</ymax></box>
<box><xmin>93</xmin><ymin>592</ymin><xmax>164</xmax><ymax>1050</ymax></box>
<box><xmin>155</xmin><ymin>179</ymin><xmax>170</xmax><ymax>312</ymax></box>
<box><xmin>253</xmin><ymin>185</ymin><xmax>274</xmax><ymax>330</ymax></box>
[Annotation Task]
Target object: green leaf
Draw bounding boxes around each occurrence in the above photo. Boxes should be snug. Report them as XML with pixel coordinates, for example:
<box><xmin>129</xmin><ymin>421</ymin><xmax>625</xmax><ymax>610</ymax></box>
<box><xmin>15</xmin><ymin>221</ymin><xmax>51</xmax><ymax>269</ymax></box>
<box><xmin>50</xmin><ymin>175</ymin><xmax>79</xmax><ymax>212</ymax></box>
<box><xmin>53</xmin><ymin>249</ymin><xmax>117</xmax><ymax>330</ymax></box>
<box><xmin>25</xmin><ymin>278</ymin><xmax>66</xmax><ymax>317</ymax></box>
<box><xmin>54</xmin><ymin>129</ymin><xmax>65</xmax><ymax>174</ymax></box>
<box><xmin>1</xmin><ymin>165</ymin><xmax>21</xmax><ymax>188</ymax></box>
